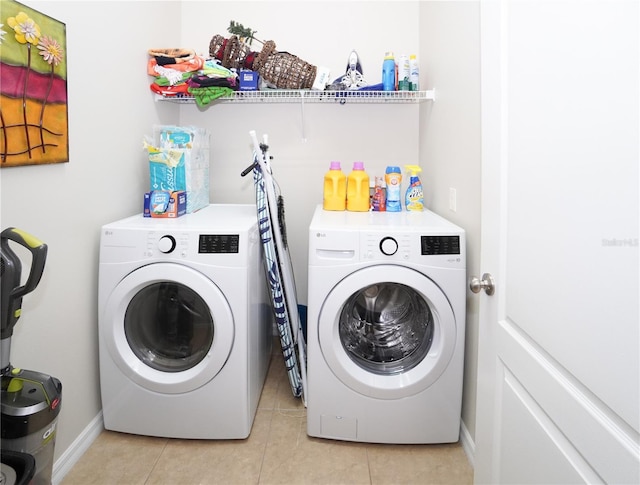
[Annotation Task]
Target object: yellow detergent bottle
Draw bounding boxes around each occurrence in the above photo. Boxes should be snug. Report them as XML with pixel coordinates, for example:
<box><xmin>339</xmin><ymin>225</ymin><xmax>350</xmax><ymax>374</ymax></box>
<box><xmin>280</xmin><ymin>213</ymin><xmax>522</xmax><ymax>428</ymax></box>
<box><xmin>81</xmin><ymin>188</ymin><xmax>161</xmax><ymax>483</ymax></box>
<box><xmin>323</xmin><ymin>161</ymin><xmax>347</xmax><ymax>211</ymax></box>
<box><xmin>346</xmin><ymin>161</ymin><xmax>370</xmax><ymax>212</ymax></box>
<box><xmin>404</xmin><ymin>165</ymin><xmax>424</xmax><ymax>211</ymax></box>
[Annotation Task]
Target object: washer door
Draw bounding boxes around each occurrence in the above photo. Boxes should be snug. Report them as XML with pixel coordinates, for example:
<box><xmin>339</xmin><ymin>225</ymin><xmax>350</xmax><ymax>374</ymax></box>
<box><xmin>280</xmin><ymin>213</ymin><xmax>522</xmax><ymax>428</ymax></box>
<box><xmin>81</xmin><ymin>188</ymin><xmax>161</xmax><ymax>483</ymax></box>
<box><xmin>318</xmin><ymin>265</ymin><xmax>457</xmax><ymax>399</ymax></box>
<box><xmin>102</xmin><ymin>263</ymin><xmax>233</xmax><ymax>394</ymax></box>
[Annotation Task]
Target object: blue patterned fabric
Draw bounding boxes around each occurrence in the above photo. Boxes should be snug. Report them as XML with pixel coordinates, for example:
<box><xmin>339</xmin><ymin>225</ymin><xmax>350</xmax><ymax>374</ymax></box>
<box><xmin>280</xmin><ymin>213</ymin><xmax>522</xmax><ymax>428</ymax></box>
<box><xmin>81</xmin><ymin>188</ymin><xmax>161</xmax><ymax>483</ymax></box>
<box><xmin>252</xmin><ymin>151</ymin><xmax>304</xmax><ymax>399</ymax></box>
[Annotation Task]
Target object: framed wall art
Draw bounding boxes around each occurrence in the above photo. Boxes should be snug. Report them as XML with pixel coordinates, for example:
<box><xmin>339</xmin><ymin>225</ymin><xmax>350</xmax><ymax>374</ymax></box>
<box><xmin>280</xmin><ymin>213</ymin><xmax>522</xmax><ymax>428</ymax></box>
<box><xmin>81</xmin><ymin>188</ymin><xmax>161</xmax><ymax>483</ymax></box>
<box><xmin>0</xmin><ymin>0</ymin><xmax>68</xmax><ymax>167</ymax></box>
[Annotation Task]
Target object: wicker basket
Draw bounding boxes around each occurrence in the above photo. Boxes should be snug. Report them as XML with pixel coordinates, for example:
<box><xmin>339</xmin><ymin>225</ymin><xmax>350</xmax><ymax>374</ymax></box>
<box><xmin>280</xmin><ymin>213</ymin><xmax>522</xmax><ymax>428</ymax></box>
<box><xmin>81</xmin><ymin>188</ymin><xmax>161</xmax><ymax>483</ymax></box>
<box><xmin>209</xmin><ymin>34</ymin><xmax>226</xmax><ymax>61</ymax></box>
<box><xmin>253</xmin><ymin>40</ymin><xmax>317</xmax><ymax>90</ymax></box>
<box><xmin>209</xmin><ymin>34</ymin><xmax>252</xmax><ymax>71</ymax></box>
<box><xmin>209</xmin><ymin>35</ymin><xmax>317</xmax><ymax>90</ymax></box>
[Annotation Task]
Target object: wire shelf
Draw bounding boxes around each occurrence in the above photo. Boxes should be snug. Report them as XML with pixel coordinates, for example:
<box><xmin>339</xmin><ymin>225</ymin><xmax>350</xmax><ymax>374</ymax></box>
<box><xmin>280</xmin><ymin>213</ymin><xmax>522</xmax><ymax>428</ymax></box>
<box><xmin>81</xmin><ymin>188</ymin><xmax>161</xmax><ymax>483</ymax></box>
<box><xmin>155</xmin><ymin>89</ymin><xmax>435</xmax><ymax>105</ymax></box>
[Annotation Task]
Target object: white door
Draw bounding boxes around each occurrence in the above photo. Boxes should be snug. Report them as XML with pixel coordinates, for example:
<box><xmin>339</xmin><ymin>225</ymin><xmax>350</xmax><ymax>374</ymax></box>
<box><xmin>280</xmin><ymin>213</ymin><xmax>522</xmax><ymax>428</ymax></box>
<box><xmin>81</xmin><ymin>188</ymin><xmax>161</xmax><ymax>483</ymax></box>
<box><xmin>474</xmin><ymin>1</ymin><xmax>639</xmax><ymax>484</ymax></box>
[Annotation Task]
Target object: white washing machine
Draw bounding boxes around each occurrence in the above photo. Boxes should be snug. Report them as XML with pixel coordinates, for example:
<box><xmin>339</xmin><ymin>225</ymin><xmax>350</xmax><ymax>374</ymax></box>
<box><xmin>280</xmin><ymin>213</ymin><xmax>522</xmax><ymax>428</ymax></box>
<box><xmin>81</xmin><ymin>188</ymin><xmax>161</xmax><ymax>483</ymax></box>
<box><xmin>307</xmin><ymin>205</ymin><xmax>466</xmax><ymax>444</ymax></box>
<box><xmin>98</xmin><ymin>204</ymin><xmax>272</xmax><ymax>439</ymax></box>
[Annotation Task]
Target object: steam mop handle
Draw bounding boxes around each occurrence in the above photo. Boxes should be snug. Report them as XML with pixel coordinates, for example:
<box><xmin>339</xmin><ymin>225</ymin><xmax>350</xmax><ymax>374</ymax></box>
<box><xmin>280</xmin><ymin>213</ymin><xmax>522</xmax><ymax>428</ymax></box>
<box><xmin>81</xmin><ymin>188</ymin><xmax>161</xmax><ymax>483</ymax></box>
<box><xmin>1</xmin><ymin>227</ymin><xmax>48</xmax><ymax>299</ymax></box>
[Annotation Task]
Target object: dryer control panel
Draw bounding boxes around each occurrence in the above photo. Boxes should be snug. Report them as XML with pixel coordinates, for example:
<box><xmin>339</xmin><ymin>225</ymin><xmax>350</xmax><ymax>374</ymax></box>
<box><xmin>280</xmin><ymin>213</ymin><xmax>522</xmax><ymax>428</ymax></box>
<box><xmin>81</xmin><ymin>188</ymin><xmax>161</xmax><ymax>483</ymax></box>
<box><xmin>144</xmin><ymin>232</ymin><xmax>242</xmax><ymax>258</ymax></box>
<box><xmin>199</xmin><ymin>234</ymin><xmax>240</xmax><ymax>253</ymax></box>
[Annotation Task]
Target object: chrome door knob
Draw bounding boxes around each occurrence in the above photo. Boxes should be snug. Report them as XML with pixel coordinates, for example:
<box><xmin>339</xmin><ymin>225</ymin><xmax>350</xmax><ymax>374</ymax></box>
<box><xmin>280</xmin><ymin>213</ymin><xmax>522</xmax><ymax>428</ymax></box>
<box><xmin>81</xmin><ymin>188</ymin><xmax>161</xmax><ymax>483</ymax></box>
<box><xmin>470</xmin><ymin>273</ymin><xmax>495</xmax><ymax>295</ymax></box>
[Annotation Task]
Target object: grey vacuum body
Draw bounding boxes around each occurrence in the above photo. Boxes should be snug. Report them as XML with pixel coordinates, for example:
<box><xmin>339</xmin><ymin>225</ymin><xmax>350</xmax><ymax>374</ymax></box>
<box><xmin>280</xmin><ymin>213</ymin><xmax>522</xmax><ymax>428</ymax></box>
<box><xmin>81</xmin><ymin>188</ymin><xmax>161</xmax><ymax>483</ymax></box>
<box><xmin>1</xmin><ymin>227</ymin><xmax>62</xmax><ymax>485</ymax></box>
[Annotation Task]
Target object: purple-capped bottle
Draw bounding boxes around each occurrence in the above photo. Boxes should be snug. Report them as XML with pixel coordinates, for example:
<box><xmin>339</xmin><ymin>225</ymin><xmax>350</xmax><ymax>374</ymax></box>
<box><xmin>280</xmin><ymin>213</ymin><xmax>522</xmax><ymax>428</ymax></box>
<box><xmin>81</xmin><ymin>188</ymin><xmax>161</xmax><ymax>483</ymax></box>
<box><xmin>347</xmin><ymin>161</ymin><xmax>370</xmax><ymax>212</ymax></box>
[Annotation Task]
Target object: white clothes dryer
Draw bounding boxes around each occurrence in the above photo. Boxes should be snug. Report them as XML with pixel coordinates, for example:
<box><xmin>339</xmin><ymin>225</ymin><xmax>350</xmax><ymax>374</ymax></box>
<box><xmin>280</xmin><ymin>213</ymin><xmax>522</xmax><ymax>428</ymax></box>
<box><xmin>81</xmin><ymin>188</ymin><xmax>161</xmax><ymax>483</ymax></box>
<box><xmin>98</xmin><ymin>204</ymin><xmax>272</xmax><ymax>439</ymax></box>
<box><xmin>307</xmin><ymin>205</ymin><xmax>466</xmax><ymax>444</ymax></box>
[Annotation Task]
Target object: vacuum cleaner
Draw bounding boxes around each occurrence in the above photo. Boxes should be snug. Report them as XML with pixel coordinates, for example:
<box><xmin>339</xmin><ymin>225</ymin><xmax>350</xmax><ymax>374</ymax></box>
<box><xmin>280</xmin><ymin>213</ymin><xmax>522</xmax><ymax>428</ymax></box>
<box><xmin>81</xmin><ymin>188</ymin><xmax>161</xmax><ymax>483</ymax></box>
<box><xmin>1</xmin><ymin>227</ymin><xmax>62</xmax><ymax>485</ymax></box>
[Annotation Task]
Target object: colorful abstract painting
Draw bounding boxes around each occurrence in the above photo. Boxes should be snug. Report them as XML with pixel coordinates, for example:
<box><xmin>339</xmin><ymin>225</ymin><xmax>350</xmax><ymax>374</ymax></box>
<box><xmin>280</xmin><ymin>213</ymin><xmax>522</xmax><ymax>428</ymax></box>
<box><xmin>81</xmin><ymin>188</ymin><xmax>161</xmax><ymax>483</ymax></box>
<box><xmin>0</xmin><ymin>0</ymin><xmax>68</xmax><ymax>167</ymax></box>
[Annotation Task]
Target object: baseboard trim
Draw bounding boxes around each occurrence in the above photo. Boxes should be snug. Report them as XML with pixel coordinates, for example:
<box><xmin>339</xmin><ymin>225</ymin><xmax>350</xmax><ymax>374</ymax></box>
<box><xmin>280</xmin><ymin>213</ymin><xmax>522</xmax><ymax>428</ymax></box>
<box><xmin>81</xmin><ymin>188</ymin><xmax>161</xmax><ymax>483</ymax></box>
<box><xmin>52</xmin><ymin>412</ymin><xmax>104</xmax><ymax>485</ymax></box>
<box><xmin>460</xmin><ymin>419</ymin><xmax>475</xmax><ymax>469</ymax></box>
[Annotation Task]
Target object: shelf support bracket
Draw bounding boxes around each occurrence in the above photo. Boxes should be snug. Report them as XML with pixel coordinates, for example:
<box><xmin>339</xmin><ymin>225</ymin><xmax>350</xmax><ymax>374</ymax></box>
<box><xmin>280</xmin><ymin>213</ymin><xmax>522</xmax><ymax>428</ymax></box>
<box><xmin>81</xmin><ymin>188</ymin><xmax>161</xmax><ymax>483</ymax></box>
<box><xmin>300</xmin><ymin>94</ymin><xmax>307</xmax><ymax>142</ymax></box>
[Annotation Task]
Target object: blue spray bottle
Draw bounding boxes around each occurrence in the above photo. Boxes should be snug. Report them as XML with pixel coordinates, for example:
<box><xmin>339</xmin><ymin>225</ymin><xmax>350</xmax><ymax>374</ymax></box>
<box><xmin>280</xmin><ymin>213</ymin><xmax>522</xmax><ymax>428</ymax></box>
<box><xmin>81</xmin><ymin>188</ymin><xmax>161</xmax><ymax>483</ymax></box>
<box><xmin>404</xmin><ymin>165</ymin><xmax>424</xmax><ymax>211</ymax></box>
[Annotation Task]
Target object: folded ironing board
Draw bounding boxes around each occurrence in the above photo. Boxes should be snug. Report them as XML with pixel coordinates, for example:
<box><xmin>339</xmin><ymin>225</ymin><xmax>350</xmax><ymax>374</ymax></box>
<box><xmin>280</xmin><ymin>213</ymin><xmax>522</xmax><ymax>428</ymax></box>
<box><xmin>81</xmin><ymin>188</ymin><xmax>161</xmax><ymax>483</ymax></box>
<box><xmin>246</xmin><ymin>131</ymin><xmax>307</xmax><ymax>404</ymax></box>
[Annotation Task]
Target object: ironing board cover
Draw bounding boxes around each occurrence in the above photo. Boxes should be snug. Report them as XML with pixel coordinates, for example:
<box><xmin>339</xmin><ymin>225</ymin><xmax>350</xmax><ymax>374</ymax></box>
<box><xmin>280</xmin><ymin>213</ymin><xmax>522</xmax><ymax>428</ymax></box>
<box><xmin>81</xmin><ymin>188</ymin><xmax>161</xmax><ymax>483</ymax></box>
<box><xmin>249</xmin><ymin>131</ymin><xmax>307</xmax><ymax>403</ymax></box>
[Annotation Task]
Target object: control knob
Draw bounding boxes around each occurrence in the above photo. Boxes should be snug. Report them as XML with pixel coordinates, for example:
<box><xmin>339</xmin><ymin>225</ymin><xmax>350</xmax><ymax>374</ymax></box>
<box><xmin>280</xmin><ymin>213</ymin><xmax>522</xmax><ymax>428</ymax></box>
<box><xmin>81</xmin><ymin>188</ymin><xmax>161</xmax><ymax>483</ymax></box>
<box><xmin>158</xmin><ymin>235</ymin><xmax>176</xmax><ymax>254</ymax></box>
<box><xmin>380</xmin><ymin>237</ymin><xmax>398</xmax><ymax>256</ymax></box>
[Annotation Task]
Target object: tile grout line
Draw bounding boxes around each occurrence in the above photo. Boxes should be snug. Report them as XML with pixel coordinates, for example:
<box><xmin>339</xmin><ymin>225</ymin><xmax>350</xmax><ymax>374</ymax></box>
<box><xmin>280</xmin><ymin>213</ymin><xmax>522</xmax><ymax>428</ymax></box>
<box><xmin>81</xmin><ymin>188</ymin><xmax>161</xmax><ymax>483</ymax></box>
<box><xmin>256</xmin><ymin>408</ymin><xmax>275</xmax><ymax>485</ymax></box>
<box><xmin>257</xmin><ymin>352</ymin><xmax>281</xmax><ymax>485</ymax></box>
<box><xmin>365</xmin><ymin>446</ymin><xmax>374</xmax><ymax>485</ymax></box>
<box><xmin>143</xmin><ymin>438</ymin><xmax>170</xmax><ymax>485</ymax></box>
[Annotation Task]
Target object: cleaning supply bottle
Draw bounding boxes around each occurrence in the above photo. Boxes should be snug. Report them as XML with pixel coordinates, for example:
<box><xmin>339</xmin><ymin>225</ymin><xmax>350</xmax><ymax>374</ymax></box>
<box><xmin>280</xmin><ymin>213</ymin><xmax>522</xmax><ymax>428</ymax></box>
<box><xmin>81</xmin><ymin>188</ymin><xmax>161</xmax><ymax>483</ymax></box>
<box><xmin>409</xmin><ymin>54</ymin><xmax>419</xmax><ymax>91</ymax></box>
<box><xmin>372</xmin><ymin>176</ymin><xmax>386</xmax><ymax>212</ymax></box>
<box><xmin>404</xmin><ymin>165</ymin><xmax>424</xmax><ymax>211</ymax></box>
<box><xmin>322</xmin><ymin>161</ymin><xmax>347</xmax><ymax>211</ymax></box>
<box><xmin>382</xmin><ymin>52</ymin><xmax>396</xmax><ymax>92</ymax></box>
<box><xmin>398</xmin><ymin>54</ymin><xmax>410</xmax><ymax>91</ymax></box>
<box><xmin>385</xmin><ymin>166</ymin><xmax>403</xmax><ymax>212</ymax></box>
<box><xmin>347</xmin><ymin>162</ymin><xmax>370</xmax><ymax>212</ymax></box>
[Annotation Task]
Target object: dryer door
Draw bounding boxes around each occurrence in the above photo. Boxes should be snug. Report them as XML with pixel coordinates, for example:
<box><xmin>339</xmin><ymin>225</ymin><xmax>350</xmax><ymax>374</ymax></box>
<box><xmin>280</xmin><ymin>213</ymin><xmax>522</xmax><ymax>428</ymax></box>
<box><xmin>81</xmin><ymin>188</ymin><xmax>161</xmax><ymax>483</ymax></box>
<box><xmin>101</xmin><ymin>262</ymin><xmax>234</xmax><ymax>394</ymax></box>
<box><xmin>318</xmin><ymin>265</ymin><xmax>457</xmax><ymax>400</ymax></box>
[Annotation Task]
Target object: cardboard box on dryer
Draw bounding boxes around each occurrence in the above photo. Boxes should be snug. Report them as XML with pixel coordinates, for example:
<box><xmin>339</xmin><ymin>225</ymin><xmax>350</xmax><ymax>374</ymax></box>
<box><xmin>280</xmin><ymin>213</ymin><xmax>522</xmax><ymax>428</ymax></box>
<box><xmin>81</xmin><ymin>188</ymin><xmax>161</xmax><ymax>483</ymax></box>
<box><xmin>144</xmin><ymin>190</ymin><xmax>187</xmax><ymax>218</ymax></box>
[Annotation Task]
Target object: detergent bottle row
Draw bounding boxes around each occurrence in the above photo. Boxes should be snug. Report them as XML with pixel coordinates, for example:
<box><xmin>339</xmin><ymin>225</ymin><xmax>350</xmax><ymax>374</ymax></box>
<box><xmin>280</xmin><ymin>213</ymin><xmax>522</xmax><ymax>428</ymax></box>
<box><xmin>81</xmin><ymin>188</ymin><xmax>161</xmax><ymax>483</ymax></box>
<box><xmin>322</xmin><ymin>161</ymin><xmax>370</xmax><ymax>212</ymax></box>
<box><xmin>324</xmin><ymin>162</ymin><xmax>424</xmax><ymax>212</ymax></box>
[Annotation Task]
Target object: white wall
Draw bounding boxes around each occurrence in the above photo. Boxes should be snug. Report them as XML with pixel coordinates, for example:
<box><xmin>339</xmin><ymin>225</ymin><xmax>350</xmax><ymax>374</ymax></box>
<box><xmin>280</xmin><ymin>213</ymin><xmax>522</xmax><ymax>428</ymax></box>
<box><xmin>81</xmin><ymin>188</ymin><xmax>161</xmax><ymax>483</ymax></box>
<box><xmin>0</xmin><ymin>0</ymin><xmax>181</xmax><ymax>467</ymax></box>
<box><xmin>420</xmin><ymin>0</ymin><xmax>482</xmax><ymax>444</ymax></box>
<box><xmin>0</xmin><ymin>0</ymin><xmax>482</xmax><ymax>473</ymax></box>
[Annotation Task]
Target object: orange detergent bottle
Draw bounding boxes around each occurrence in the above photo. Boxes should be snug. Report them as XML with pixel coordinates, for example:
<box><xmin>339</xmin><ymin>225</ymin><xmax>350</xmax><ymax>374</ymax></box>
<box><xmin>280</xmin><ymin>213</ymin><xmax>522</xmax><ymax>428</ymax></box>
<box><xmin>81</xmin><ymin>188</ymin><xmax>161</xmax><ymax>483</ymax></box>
<box><xmin>322</xmin><ymin>161</ymin><xmax>347</xmax><ymax>211</ymax></box>
<box><xmin>346</xmin><ymin>161</ymin><xmax>370</xmax><ymax>212</ymax></box>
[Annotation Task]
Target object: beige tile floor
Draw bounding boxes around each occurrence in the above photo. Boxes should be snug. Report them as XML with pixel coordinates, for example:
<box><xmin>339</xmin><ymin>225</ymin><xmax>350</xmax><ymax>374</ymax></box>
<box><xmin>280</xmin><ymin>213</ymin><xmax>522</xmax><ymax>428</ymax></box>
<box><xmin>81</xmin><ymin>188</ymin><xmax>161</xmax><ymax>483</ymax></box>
<box><xmin>62</xmin><ymin>343</ymin><xmax>473</xmax><ymax>485</ymax></box>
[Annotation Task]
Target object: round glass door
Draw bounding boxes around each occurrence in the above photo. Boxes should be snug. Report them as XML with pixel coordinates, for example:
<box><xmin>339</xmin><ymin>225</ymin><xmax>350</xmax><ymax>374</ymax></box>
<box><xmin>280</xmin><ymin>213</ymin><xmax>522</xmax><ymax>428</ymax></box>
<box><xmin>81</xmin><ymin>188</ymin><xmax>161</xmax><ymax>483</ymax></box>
<box><xmin>318</xmin><ymin>265</ymin><xmax>457</xmax><ymax>400</ymax></box>
<box><xmin>339</xmin><ymin>282</ymin><xmax>434</xmax><ymax>375</ymax></box>
<box><xmin>102</xmin><ymin>263</ymin><xmax>234</xmax><ymax>394</ymax></box>
<box><xmin>125</xmin><ymin>282</ymin><xmax>214</xmax><ymax>373</ymax></box>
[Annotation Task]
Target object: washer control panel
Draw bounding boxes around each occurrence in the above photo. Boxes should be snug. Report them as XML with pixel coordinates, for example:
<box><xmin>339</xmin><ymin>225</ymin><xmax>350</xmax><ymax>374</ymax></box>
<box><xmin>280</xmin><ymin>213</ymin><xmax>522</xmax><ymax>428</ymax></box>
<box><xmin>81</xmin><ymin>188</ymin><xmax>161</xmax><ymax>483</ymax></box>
<box><xmin>363</xmin><ymin>233</ymin><xmax>412</xmax><ymax>261</ymax></box>
<box><xmin>361</xmin><ymin>232</ymin><xmax>462</xmax><ymax>265</ymax></box>
<box><xmin>421</xmin><ymin>235</ymin><xmax>460</xmax><ymax>255</ymax></box>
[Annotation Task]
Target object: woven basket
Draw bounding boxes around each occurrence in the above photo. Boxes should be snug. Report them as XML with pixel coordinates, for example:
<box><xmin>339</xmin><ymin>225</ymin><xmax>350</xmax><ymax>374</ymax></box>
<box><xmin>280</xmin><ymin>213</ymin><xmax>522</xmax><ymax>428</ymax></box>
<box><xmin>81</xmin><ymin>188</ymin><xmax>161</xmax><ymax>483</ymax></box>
<box><xmin>209</xmin><ymin>36</ymin><xmax>317</xmax><ymax>89</ymax></box>
<box><xmin>209</xmin><ymin>34</ymin><xmax>226</xmax><ymax>60</ymax></box>
<box><xmin>209</xmin><ymin>34</ymin><xmax>251</xmax><ymax>70</ymax></box>
<box><xmin>253</xmin><ymin>40</ymin><xmax>317</xmax><ymax>89</ymax></box>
